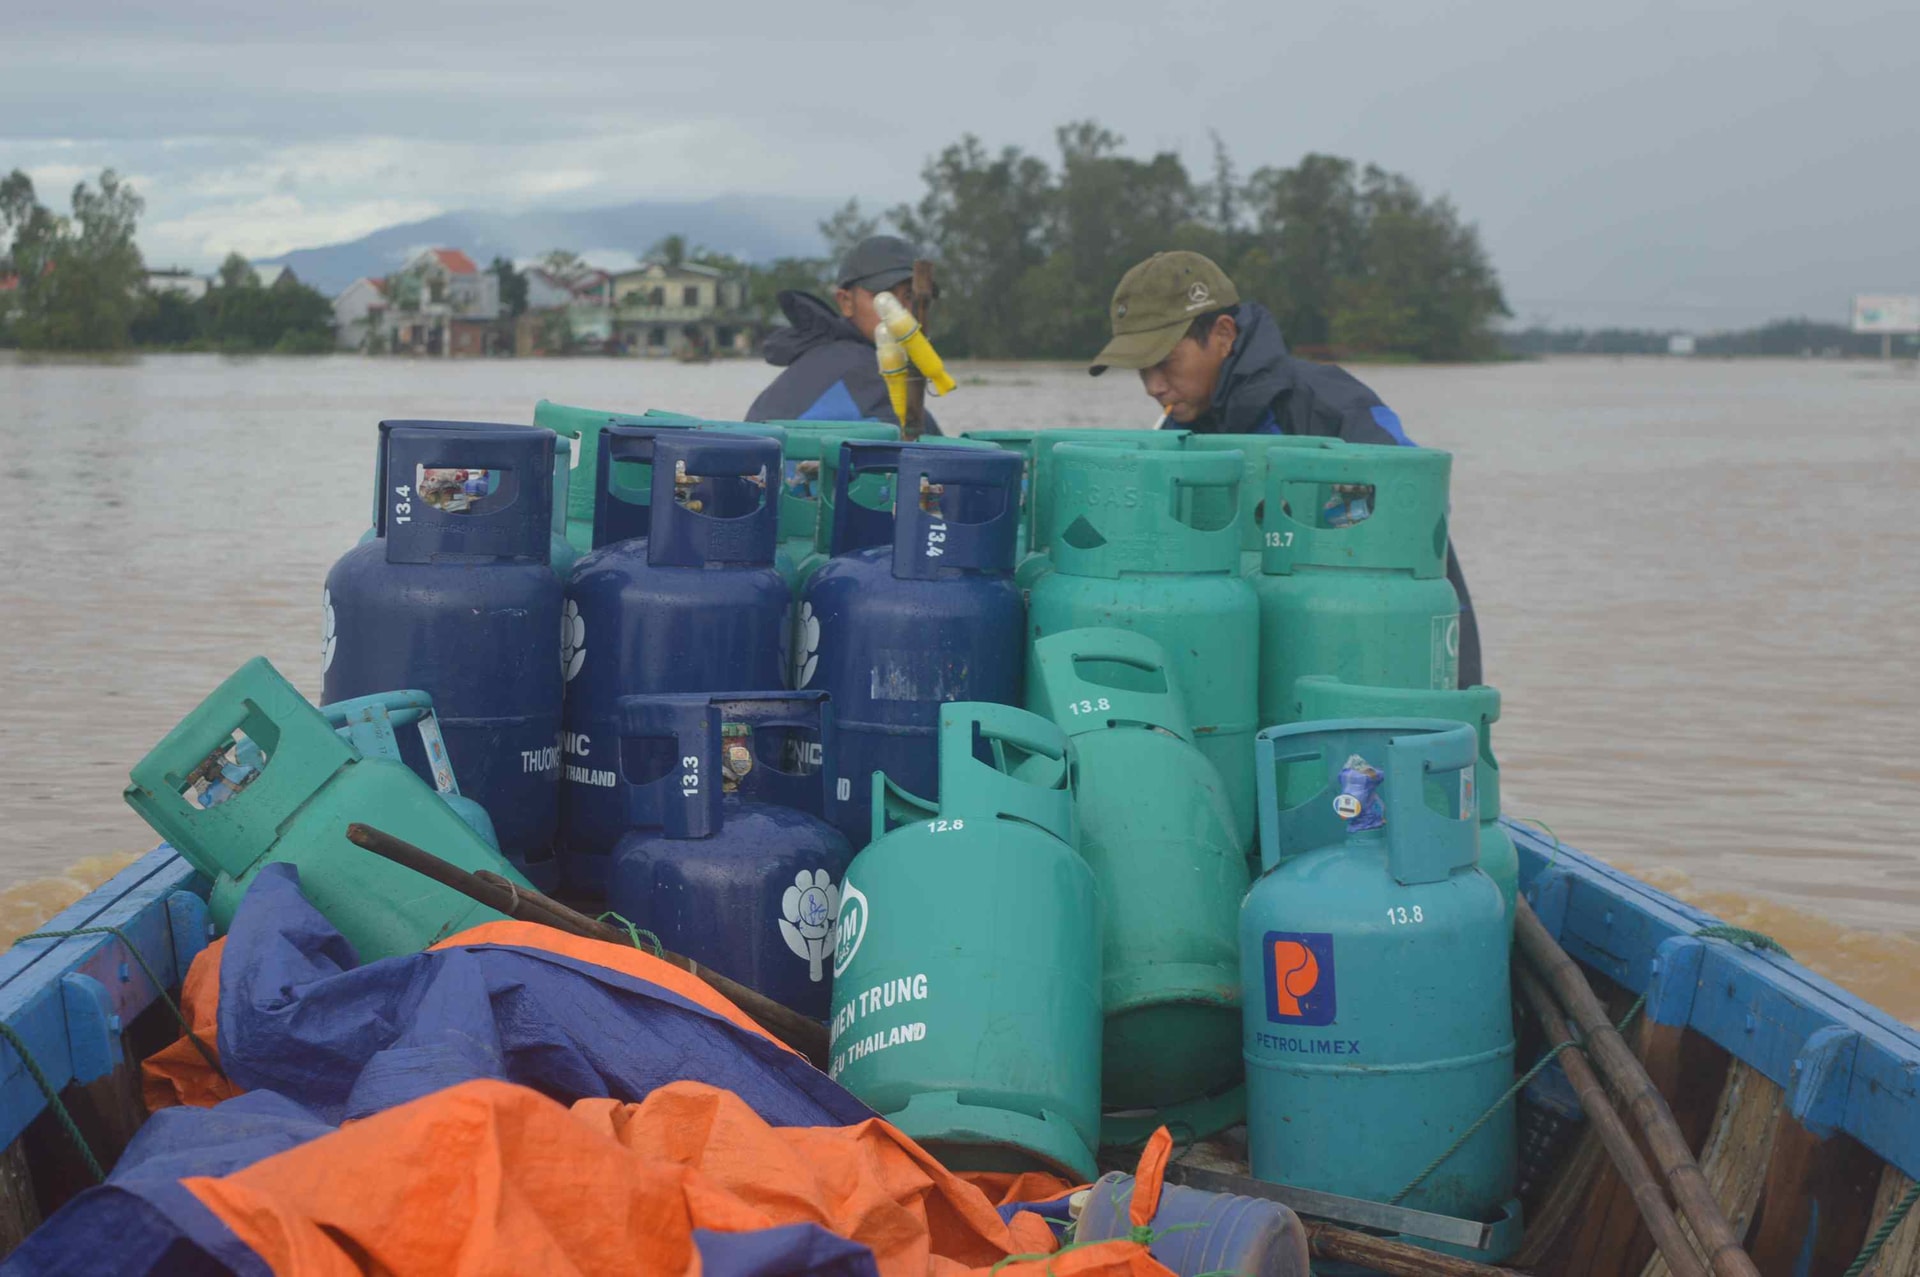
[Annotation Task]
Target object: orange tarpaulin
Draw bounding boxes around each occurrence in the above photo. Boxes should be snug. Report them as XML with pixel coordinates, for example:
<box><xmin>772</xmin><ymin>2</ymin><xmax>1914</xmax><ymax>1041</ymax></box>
<box><xmin>141</xmin><ymin>936</ymin><xmax>240</xmax><ymax>1112</ymax></box>
<box><xmin>185</xmin><ymin>1078</ymin><xmax>1172</xmax><ymax>1277</ymax></box>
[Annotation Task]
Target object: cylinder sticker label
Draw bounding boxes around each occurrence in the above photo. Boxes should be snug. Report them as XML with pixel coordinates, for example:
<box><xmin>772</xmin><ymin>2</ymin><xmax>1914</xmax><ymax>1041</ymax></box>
<box><xmin>831</xmin><ymin>882</ymin><xmax>869</xmax><ymax>978</ymax></box>
<box><xmin>778</xmin><ymin>870</ymin><xmax>840</xmax><ymax>983</ymax></box>
<box><xmin>826</xmin><ymin>969</ymin><xmax>930</xmax><ymax>1080</ymax></box>
<box><xmin>561</xmin><ymin>731</ymin><xmax>614</xmax><ymax>788</ymax></box>
<box><xmin>1263</xmin><ymin>931</ymin><xmax>1338</xmax><ymax>1026</ymax></box>
<box><xmin>1429</xmin><ymin>615</ymin><xmax>1460</xmax><ymax>689</ymax></box>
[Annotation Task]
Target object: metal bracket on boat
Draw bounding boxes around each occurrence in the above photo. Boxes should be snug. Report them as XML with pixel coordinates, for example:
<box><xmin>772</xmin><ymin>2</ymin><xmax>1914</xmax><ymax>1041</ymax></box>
<box><xmin>58</xmin><ymin>973</ymin><xmax>119</xmax><ymax>1083</ymax></box>
<box><xmin>1789</xmin><ymin>1025</ymin><xmax>1861</xmax><ymax>1139</ymax></box>
<box><xmin>166</xmin><ymin>890</ymin><xmax>212</xmax><ymax>973</ymax></box>
<box><xmin>1161</xmin><ymin>1164</ymin><xmax>1495</xmax><ymax>1251</ymax></box>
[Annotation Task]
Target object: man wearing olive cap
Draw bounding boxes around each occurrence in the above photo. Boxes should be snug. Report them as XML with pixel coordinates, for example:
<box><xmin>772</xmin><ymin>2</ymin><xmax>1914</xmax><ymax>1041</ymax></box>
<box><xmin>745</xmin><ymin>235</ymin><xmax>939</xmax><ymax>432</ymax></box>
<box><xmin>1093</xmin><ymin>251</ymin><xmax>1481</xmax><ymax>685</ymax></box>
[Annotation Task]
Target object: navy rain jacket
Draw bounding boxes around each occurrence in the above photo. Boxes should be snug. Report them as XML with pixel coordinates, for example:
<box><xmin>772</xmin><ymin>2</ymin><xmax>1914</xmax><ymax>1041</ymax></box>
<box><xmin>744</xmin><ymin>291</ymin><xmax>940</xmax><ymax>433</ymax></box>
<box><xmin>1185</xmin><ymin>302</ymin><xmax>1483</xmax><ymax>686</ymax></box>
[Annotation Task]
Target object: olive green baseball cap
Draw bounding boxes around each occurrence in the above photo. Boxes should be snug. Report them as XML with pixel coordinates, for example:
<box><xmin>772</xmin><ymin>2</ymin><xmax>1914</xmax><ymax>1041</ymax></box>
<box><xmin>1089</xmin><ymin>251</ymin><xmax>1240</xmax><ymax>376</ymax></box>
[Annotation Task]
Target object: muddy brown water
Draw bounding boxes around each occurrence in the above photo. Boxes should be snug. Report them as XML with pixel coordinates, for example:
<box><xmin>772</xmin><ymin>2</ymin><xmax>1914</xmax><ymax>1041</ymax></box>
<box><xmin>1</xmin><ymin>353</ymin><xmax>1915</xmax><ymax>1019</ymax></box>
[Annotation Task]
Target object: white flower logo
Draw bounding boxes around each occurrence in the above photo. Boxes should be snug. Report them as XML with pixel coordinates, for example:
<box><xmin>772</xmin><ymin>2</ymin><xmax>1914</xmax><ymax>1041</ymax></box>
<box><xmin>561</xmin><ymin>599</ymin><xmax>586</xmax><ymax>682</ymax></box>
<box><xmin>793</xmin><ymin>601</ymin><xmax>821</xmax><ymax>688</ymax></box>
<box><xmin>779</xmin><ymin>869</ymin><xmax>840</xmax><ymax>982</ymax></box>
<box><xmin>321</xmin><ymin>587</ymin><xmax>338</xmax><ymax>673</ymax></box>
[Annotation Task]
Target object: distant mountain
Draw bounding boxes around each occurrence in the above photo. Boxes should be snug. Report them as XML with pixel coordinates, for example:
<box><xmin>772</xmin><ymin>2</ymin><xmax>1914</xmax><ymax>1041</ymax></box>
<box><xmin>258</xmin><ymin>195</ymin><xmax>843</xmax><ymax>296</ymax></box>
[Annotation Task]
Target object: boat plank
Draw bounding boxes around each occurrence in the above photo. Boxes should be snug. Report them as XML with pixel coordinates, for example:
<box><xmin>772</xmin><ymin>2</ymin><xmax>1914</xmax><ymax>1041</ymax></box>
<box><xmin>1745</xmin><ymin>1118</ymin><xmax>1880</xmax><ymax>1277</ymax></box>
<box><xmin>0</xmin><ymin>1139</ymin><xmax>38</xmax><ymax>1256</ymax></box>
<box><xmin>1855</xmin><ymin>1167</ymin><xmax>1920</xmax><ymax>1277</ymax></box>
<box><xmin>1639</xmin><ymin>1060</ymin><xmax>1780</xmax><ymax>1277</ymax></box>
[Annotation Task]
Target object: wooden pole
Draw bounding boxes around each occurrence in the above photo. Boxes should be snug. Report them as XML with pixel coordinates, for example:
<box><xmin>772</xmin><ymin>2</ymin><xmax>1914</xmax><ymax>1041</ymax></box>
<box><xmin>1305</xmin><ymin>1223</ymin><xmax>1523</xmax><ymax>1277</ymax></box>
<box><xmin>1515</xmin><ymin>968</ymin><xmax>1710</xmax><ymax>1277</ymax></box>
<box><xmin>902</xmin><ymin>260</ymin><xmax>933</xmax><ymax>440</ymax></box>
<box><xmin>344</xmin><ymin>823</ymin><xmax>830</xmax><ymax>1068</ymax></box>
<box><xmin>1515</xmin><ymin>898</ymin><xmax>1760</xmax><ymax>1277</ymax></box>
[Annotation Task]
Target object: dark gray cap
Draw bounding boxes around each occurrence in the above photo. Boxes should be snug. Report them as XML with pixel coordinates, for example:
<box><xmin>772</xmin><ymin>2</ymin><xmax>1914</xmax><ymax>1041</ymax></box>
<box><xmin>838</xmin><ymin>235</ymin><xmax>917</xmax><ymax>291</ymax></box>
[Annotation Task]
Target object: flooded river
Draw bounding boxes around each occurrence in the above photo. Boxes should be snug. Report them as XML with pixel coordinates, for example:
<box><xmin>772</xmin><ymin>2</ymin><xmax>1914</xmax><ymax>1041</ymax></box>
<box><xmin>1</xmin><ymin>352</ymin><xmax>1916</xmax><ymax>1018</ymax></box>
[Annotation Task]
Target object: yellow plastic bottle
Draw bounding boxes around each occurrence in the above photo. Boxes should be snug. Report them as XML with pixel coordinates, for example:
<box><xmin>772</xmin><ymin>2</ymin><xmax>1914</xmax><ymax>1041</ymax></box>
<box><xmin>873</xmin><ymin>290</ymin><xmax>957</xmax><ymax>396</ymax></box>
<box><xmin>875</xmin><ymin>325</ymin><xmax>912</xmax><ymax>424</ymax></box>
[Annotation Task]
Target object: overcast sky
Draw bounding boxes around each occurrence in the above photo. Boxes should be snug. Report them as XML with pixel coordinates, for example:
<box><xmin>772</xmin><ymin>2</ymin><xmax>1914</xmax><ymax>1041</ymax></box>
<box><xmin>5</xmin><ymin>0</ymin><xmax>1916</xmax><ymax>328</ymax></box>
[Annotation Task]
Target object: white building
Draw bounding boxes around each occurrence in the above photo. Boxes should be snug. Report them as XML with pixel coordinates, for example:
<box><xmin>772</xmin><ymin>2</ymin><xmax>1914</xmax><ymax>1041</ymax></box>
<box><xmin>332</xmin><ymin>277</ymin><xmax>389</xmax><ymax>350</ymax></box>
<box><xmin>145</xmin><ymin>269</ymin><xmax>210</xmax><ymax>301</ymax></box>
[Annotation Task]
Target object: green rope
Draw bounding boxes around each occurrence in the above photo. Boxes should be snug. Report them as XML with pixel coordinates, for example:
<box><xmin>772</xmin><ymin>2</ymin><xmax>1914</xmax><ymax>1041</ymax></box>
<box><xmin>1691</xmin><ymin>924</ymin><xmax>1791</xmax><ymax>960</ymax></box>
<box><xmin>16</xmin><ymin>927</ymin><xmax>222</xmax><ymax>1075</ymax></box>
<box><xmin>1844</xmin><ymin>1177</ymin><xmax>1920</xmax><ymax>1277</ymax></box>
<box><xmin>1390</xmin><ymin>994</ymin><xmax>1646</xmax><ymax>1205</ymax></box>
<box><xmin>1510</xmin><ymin>814</ymin><xmax>1563</xmax><ymax>870</ymax></box>
<box><xmin>595</xmin><ymin>913</ymin><xmax>663</xmax><ymax>958</ymax></box>
<box><xmin>0</xmin><ymin>1020</ymin><xmax>103</xmax><ymax>1183</ymax></box>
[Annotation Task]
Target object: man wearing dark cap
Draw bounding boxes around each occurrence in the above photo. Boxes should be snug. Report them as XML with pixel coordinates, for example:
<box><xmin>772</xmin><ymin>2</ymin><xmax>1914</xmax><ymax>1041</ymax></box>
<box><xmin>1092</xmin><ymin>250</ymin><xmax>1482</xmax><ymax>685</ymax></box>
<box><xmin>745</xmin><ymin>235</ymin><xmax>938</xmax><ymax>431</ymax></box>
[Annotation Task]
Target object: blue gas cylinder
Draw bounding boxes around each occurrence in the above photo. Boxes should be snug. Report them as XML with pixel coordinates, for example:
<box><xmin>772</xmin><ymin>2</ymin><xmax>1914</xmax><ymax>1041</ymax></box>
<box><xmin>562</xmin><ymin>428</ymin><xmax>790</xmax><ymax>892</ymax></box>
<box><xmin>797</xmin><ymin>441</ymin><xmax>1025</xmax><ymax>847</ymax></box>
<box><xmin>608</xmin><ymin>692</ymin><xmax>851</xmax><ymax>1020</ymax></box>
<box><xmin>323</xmin><ymin>420</ymin><xmax>564</xmax><ymax>888</ymax></box>
<box><xmin>358</xmin><ymin>421</ymin><xmax>576</xmax><ymax>576</ymax></box>
<box><xmin>320</xmin><ymin>690</ymin><xmax>499</xmax><ymax>849</ymax></box>
<box><xmin>1242</xmin><ymin>717</ymin><xmax>1520</xmax><ymax>1262</ymax></box>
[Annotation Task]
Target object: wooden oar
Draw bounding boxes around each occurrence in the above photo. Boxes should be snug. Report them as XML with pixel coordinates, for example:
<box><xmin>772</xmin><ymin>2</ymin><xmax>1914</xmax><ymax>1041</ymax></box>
<box><xmin>343</xmin><ymin>822</ymin><xmax>830</xmax><ymax>1068</ymax></box>
<box><xmin>902</xmin><ymin>260</ymin><xmax>934</xmax><ymax>441</ymax></box>
<box><xmin>1515</xmin><ymin>967</ymin><xmax>1709</xmax><ymax>1277</ymax></box>
<box><xmin>1516</xmin><ymin>897</ymin><xmax>1760</xmax><ymax>1277</ymax></box>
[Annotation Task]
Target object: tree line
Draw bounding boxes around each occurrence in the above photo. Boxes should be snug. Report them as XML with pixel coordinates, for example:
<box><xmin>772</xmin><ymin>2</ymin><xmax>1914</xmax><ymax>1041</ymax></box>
<box><xmin>1504</xmin><ymin>320</ymin><xmax>1913</xmax><ymax>359</ymax></box>
<box><xmin>774</xmin><ymin>123</ymin><xmax>1511</xmax><ymax>362</ymax></box>
<box><xmin>1</xmin><ymin>169</ymin><xmax>334</xmax><ymax>353</ymax></box>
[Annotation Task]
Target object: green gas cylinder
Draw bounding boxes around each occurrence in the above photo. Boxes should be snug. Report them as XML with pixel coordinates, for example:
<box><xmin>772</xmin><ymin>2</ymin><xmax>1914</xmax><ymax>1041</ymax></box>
<box><xmin>1289</xmin><ymin>676</ymin><xmax>1517</xmax><ymax>926</ymax></box>
<box><xmin>534</xmin><ymin>399</ymin><xmax>683</xmax><ymax>553</ymax></box>
<box><xmin>1254</xmin><ymin>443</ymin><xmax>1460</xmax><ymax>736</ymax></box>
<box><xmin>124</xmin><ymin>658</ymin><xmax>529</xmax><ymax>959</ymax></box>
<box><xmin>1013</xmin><ymin>429</ymin><xmax>1188</xmax><ymax>590</ymax></box>
<box><xmin>829</xmin><ymin>703</ymin><xmax>1101</xmax><ymax>1180</ymax></box>
<box><xmin>1243</xmin><ymin>718</ymin><xmax>1520</xmax><ymax>1261</ymax></box>
<box><xmin>762</xmin><ymin>420</ymin><xmax>899</xmax><ymax>589</ymax></box>
<box><xmin>1183</xmin><ymin>435</ymin><xmax>1347</xmax><ymax>575</ymax></box>
<box><xmin>1027</xmin><ymin>628</ymin><xmax>1248</xmax><ymax>1138</ymax></box>
<box><xmin>1028</xmin><ymin>444</ymin><xmax>1259</xmax><ymax>846</ymax></box>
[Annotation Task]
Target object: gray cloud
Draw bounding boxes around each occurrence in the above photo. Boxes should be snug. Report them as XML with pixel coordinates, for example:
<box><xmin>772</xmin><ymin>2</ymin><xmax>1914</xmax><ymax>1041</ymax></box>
<box><xmin>5</xmin><ymin>0</ymin><xmax>1916</xmax><ymax>327</ymax></box>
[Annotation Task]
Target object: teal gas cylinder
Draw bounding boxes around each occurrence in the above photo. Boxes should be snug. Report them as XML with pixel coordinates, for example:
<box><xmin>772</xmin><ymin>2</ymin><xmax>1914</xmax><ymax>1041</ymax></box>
<box><xmin>762</xmin><ymin>420</ymin><xmax>899</xmax><ymax>590</ymax></box>
<box><xmin>1016</xmin><ymin>428</ymin><xmax>1188</xmax><ymax>591</ymax></box>
<box><xmin>1289</xmin><ymin>676</ymin><xmax>1517</xmax><ymax>926</ymax></box>
<box><xmin>828</xmin><ymin>703</ymin><xmax>1101</xmax><ymax>1180</ymax></box>
<box><xmin>320</xmin><ymin>690</ymin><xmax>499</xmax><ymax>850</ymax></box>
<box><xmin>125</xmin><ymin>658</ymin><xmax>529</xmax><ymax>960</ymax></box>
<box><xmin>1027</xmin><ymin>444</ymin><xmax>1258</xmax><ymax>846</ymax></box>
<box><xmin>1027</xmin><ymin>628</ymin><xmax>1247</xmax><ymax>1137</ymax></box>
<box><xmin>534</xmin><ymin>399</ymin><xmax>696</xmax><ymax>553</ymax></box>
<box><xmin>1254</xmin><ymin>444</ymin><xmax>1460</xmax><ymax>734</ymax></box>
<box><xmin>1242</xmin><ymin>718</ymin><xmax>1519</xmax><ymax>1262</ymax></box>
<box><xmin>1183</xmin><ymin>435</ymin><xmax>1347</xmax><ymax>575</ymax></box>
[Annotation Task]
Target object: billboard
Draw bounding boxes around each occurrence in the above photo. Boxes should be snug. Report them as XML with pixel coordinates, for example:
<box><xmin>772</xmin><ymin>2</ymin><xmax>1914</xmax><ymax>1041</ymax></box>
<box><xmin>1851</xmin><ymin>295</ymin><xmax>1920</xmax><ymax>334</ymax></box>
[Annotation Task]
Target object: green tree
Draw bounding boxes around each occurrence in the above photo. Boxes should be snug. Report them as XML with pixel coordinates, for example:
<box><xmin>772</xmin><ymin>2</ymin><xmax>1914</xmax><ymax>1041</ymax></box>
<box><xmin>1</xmin><ymin>168</ymin><xmax>147</xmax><ymax>350</ymax></box>
<box><xmin>818</xmin><ymin>200</ymin><xmax>879</xmax><ymax>264</ymax></box>
<box><xmin>1241</xmin><ymin>154</ymin><xmax>1364</xmax><ymax>349</ymax></box>
<box><xmin>649</xmin><ymin>234</ymin><xmax>688</xmax><ymax>267</ymax></box>
<box><xmin>491</xmin><ymin>255</ymin><xmax>528</xmax><ymax>317</ymax></box>
<box><xmin>889</xmin><ymin>137</ymin><xmax>1052</xmax><ymax>357</ymax></box>
<box><xmin>745</xmin><ymin>256</ymin><xmax>832</xmax><ymax>315</ymax></box>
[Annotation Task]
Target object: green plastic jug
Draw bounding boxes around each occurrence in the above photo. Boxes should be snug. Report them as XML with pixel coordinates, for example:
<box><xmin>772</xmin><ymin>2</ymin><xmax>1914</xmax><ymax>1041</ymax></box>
<box><xmin>1184</xmin><ymin>435</ymin><xmax>1347</xmax><ymax>575</ymax></box>
<box><xmin>1027</xmin><ymin>628</ymin><xmax>1247</xmax><ymax>1140</ymax></box>
<box><xmin>761</xmin><ymin>420</ymin><xmax>899</xmax><ymax>590</ymax></box>
<box><xmin>534</xmin><ymin>400</ymin><xmax>696</xmax><ymax>553</ymax></box>
<box><xmin>124</xmin><ymin>658</ymin><xmax>530</xmax><ymax>959</ymax></box>
<box><xmin>828</xmin><ymin>703</ymin><xmax>1101</xmax><ymax>1180</ymax></box>
<box><xmin>1015</xmin><ymin>428</ymin><xmax>1188</xmax><ymax>591</ymax></box>
<box><xmin>1289</xmin><ymin>676</ymin><xmax>1516</xmax><ymax>926</ymax></box>
<box><xmin>1028</xmin><ymin>444</ymin><xmax>1259</xmax><ymax>846</ymax></box>
<box><xmin>1254</xmin><ymin>444</ymin><xmax>1460</xmax><ymax>734</ymax></box>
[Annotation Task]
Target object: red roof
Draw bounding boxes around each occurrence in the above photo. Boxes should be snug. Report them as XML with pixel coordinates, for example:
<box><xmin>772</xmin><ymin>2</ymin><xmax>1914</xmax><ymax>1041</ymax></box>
<box><xmin>430</xmin><ymin>248</ymin><xmax>478</xmax><ymax>275</ymax></box>
<box><xmin>0</xmin><ymin>275</ymin><xmax>17</xmax><ymax>293</ymax></box>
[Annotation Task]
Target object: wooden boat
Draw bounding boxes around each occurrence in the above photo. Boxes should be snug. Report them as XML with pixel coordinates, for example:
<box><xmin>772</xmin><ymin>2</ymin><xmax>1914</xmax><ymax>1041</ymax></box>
<box><xmin>0</xmin><ymin>822</ymin><xmax>1915</xmax><ymax>1274</ymax></box>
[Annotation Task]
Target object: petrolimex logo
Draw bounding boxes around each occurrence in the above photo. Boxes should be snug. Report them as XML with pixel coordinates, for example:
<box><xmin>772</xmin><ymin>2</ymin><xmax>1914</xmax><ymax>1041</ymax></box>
<box><xmin>1264</xmin><ymin>931</ymin><xmax>1337</xmax><ymax>1026</ymax></box>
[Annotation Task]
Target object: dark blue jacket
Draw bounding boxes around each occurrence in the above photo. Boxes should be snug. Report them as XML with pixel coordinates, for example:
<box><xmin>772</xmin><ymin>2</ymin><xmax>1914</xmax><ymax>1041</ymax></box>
<box><xmin>1191</xmin><ymin>303</ymin><xmax>1483</xmax><ymax>686</ymax></box>
<box><xmin>744</xmin><ymin>291</ymin><xmax>939</xmax><ymax>433</ymax></box>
